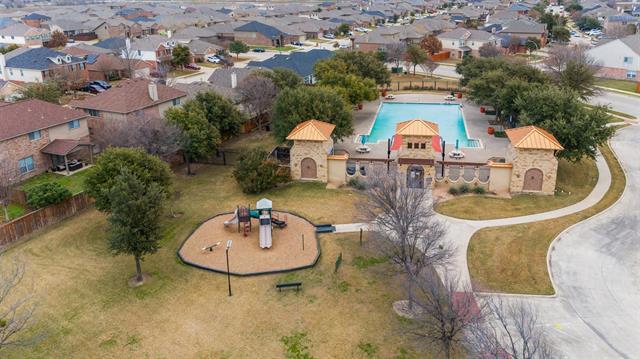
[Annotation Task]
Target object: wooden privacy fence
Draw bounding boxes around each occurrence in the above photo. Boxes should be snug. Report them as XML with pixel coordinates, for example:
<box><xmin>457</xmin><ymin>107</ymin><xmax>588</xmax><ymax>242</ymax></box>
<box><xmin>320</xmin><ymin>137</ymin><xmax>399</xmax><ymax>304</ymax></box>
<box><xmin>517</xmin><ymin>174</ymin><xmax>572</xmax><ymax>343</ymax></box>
<box><xmin>0</xmin><ymin>192</ymin><xmax>93</xmax><ymax>247</ymax></box>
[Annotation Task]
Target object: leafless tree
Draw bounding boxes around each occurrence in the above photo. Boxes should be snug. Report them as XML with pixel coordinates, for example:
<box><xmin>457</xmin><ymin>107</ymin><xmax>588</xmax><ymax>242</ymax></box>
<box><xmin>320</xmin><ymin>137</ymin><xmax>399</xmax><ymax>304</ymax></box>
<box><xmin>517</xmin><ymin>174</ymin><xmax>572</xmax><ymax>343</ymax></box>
<box><xmin>407</xmin><ymin>271</ymin><xmax>484</xmax><ymax>359</ymax></box>
<box><xmin>479</xmin><ymin>43</ymin><xmax>501</xmax><ymax>58</ymax></box>
<box><xmin>466</xmin><ymin>297</ymin><xmax>557</xmax><ymax>359</ymax></box>
<box><xmin>236</xmin><ymin>74</ymin><xmax>279</xmax><ymax>130</ymax></box>
<box><xmin>0</xmin><ymin>155</ymin><xmax>22</xmax><ymax>223</ymax></box>
<box><xmin>544</xmin><ymin>45</ymin><xmax>601</xmax><ymax>99</ymax></box>
<box><xmin>420</xmin><ymin>58</ymin><xmax>438</xmax><ymax>77</ymax></box>
<box><xmin>117</xmin><ymin>41</ymin><xmax>145</xmax><ymax>79</ymax></box>
<box><xmin>386</xmin><ymin>42</ymin><xmax>407</xmax><ymax>68</ymax></box>
<box><xmin>0</xmin><ymin>261</ymin><xmax>38</xmax><ymax>349</ymax></box>
<box><xmin>91</xmin><ymin>116</ymin><xmax>181</xmax><ymax>159</ymax></box>
<box><xmin>360</xmin><ymin>167</ymin><xmax>453</xmax><ymax>309</ymax></box>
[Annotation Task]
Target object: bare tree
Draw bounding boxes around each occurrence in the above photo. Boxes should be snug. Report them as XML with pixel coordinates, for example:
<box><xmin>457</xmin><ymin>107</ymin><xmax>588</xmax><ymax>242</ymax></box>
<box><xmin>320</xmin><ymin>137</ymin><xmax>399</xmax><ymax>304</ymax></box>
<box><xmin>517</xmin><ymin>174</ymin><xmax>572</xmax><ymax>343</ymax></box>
<box><xmin>466</xmin><ymin>297</ymin><xmax>556</xmax><ymax>359</ymax></box>
<box><xmin>117</xmin><ymin>41</ymin><xmax>145</xmax><ymax>79</ymax></box>
<box><xmin>91</xmin><ymin>116</ymin><xmax>181</xmax><ymax>159</ymax></box>
<box><xmin>386</xmin><ymin>42</ymin><xmax>407</xmax><ymax>69</ymax></box>
<box><xmin>236</xmin><ymin>74</ymin><xmax>279</xmax><ymax>131</ymax></box>
<box><xmin>407</xmin><ymin>271</ymin><xmax>483</xmax><ymax>359</ymax></box>
<box><xmin>361</xmin><ymin>168</ymin><xmax>453</xmax><ymax>308</ymax></box>
<box><xmin>0</xmin><ymin>155</ymin><xmax>22</xmax><ymax>223</ymax></box>
<box><xmin>544</xmin><ymin>45</ymin><xmax>600</xmax><ymax>99</ymax></box>
<box><xmin>479</xmin><ymin>43</ymin><xmax>501</xmax><ymax>58</ymax></box>
<box><xmin>420</xmin><ymin>58</ymin><xmax>438</xmax><ymax>77</ymax></box>
<box><xmin>0</xmin><ymin>261</ymin><xmax>37</xmax><ymax>349</ymax></box>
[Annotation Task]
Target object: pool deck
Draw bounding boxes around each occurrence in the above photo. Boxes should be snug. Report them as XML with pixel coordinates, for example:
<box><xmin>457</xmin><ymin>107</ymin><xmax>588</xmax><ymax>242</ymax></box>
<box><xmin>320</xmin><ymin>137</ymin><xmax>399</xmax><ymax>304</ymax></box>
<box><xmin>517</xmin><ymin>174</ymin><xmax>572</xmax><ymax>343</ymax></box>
<box><xmin>335</xmin><ymin>93</ymin><xmax>510</xmax><ymax>164</ymax></box>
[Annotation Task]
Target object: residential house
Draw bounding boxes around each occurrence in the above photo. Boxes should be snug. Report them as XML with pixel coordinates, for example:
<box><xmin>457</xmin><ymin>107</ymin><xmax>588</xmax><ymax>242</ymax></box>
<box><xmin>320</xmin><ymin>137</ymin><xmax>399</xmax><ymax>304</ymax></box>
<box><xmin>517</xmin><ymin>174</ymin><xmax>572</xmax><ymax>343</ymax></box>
<box><xmin>0</xmin><ymin>79</ymin><xmax>23</xmax><ymax>101</ymax></box>
<box><xmin>21</xmin><ymin>12</ymin><xmax>51</xmax><ymax>28</ymax></box>
<box><xmin>69</xmin><ymin>79</ymin><xmax>186</xmax><ymax>121</ymax></box>
<box><xmin>497</xmin><ymin>20</ymin><xmax>547</xmax><ymax>48</ymax></box>
<box><xmin>46</xmin><ymin>18</ymin><xmax>105</xmax><ymax>41</ymax></box>
<box><xmin>0</xmin><ymin>99</ymin><xmax>93</xmax><ymax>179</ymax></box>
<box><xmin>182</xmin><ymin>39</ymin><xmax>223</xmax><ymax>62</ymax></box>
<box><xmin>234</xmin><ymin>20</ymin><xmax>305</xmax><ymax>47</ymax></box>
<box><xmin>603</xmin><ymin>14</ymin><xmax>639</xmax><ymax>37</ymax></box>
<box><xmin>587</xmin><ymin>34</ymin><xmax>640</xmax><ymax>80</ymax></box>
<box><xmin>0</xmin><ymin>23</ymin><xmax>51</xmax><ymax>47</ymax></box>
<box><xmin>437</xmin><ymin>28</ymin><xmax>498</xmax><ymax>58</ymax></box>
<box><xmin>61</xmin><ymin>46</ymin><xmax>128</xmax><ymax>81</ymax></box>
<box><xmin>0</xmin><ymin>47</ymin><xmax>88</xmax><ymax>85</ymax></box>
<box><xmin>246</xmin><ymin>49</ymin><xmax>333</xmax><ymax>84</ymax></box>
<box><xmin>125</xmin><ymin>35</ymin><xmax>176</xmax><ymax>71</ymax></box>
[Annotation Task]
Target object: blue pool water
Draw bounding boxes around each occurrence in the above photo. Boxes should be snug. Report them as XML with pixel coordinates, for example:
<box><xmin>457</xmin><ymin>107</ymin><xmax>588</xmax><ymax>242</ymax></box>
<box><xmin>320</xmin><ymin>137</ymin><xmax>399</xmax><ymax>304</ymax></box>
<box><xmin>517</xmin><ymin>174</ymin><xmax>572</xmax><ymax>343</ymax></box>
<box><xmin>364</xmin><ymin>102</ymin><xmax>478</xmax><ymax>148</ymax></box>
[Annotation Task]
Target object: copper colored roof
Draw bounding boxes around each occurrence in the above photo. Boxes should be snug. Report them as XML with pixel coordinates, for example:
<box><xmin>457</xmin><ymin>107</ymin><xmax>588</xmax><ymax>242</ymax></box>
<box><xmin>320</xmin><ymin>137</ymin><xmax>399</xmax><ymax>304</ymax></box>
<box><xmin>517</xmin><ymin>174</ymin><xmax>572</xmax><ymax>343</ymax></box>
<box><xmin>286</xmin><ymin>119</ymin><xmax>335</xmax><ymax>141</ymax></box>
<box><xmin>69</xmin><ymin>79</ymin><xmax>186</xmax><ymax>114</ymax></box>
<box><xmin>395</xmin><ymin>119</ymin><xmax>439</xmax><ymax>137</ymax></box>
<box><xmin>505</xmin><ymin>126</ymin><xmax>563</xmax><ymax>150</ymax></box>
<box><xmin>0</xmin><ymin>99</ymin><xmax>88</xmax><ymax>142</ymax></box>
<box><xmin>40</xmin><ymin>139</ymin><xmax>92</xmax><ymax>156</ymax></box>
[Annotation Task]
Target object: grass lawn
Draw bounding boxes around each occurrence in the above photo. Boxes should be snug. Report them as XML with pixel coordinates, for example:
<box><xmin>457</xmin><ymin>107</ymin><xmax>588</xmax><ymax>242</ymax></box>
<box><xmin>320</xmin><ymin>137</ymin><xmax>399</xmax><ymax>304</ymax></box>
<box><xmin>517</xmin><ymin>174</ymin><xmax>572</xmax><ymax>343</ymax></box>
<box><xmin>436</xmin><ymin>157</ymin><xmax>598</xmax><ymax>220</ymax></box>
<box><xmin>0</xmin><ymin>165</ymin><xmax>433</xmax><ymax>357</ymax></box>
<box><xmin>4</xmin><ymin>203</ymin><xmax>27</xmax><ymax>222</ymax></box>
<box><xmin>221</xmin><ymin>131</ymin><xmax>279</xmax><ymax>152</ymax></box>
<box><xmin>595</xmin><ymin>78</ymin><xmax>639</xmax><ymax>93</ymax></box>
<box><xmin>467</xmin><ymin>142</ymin><xmax>625</xmax><ymax>294</ymax></box>
<box><xmin>20</xmin><ymin>169</ymin><xmax>94</xmax><ymax>195</ymax></box>
<box><xmin>583</xmin><ymin>103</ymin><xmax>636</xmax><ymax>121</ymax></box>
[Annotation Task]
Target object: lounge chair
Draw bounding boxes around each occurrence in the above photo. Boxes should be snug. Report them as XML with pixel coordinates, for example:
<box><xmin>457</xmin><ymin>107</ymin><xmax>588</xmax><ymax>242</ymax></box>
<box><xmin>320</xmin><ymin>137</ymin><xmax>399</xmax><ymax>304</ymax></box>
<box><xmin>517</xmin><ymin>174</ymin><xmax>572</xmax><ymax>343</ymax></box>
<box><xmin>385</xmin><ymin>94</ymin><xmax>396</xmax><ymax>100</ymax></box>
<box><xmin>444</xmin><ymin>95</ymin><xmax>456</xmax><ymax>102</ymax></box>
<box><xmin>355</xmin><ymin>145</ymin><xmax>371</xmax><ymax>154</ymax></box>
<box><xmin>448</xmin><ymin>150</ymin><xmax>465</xmax><ymax>159</ymax></box>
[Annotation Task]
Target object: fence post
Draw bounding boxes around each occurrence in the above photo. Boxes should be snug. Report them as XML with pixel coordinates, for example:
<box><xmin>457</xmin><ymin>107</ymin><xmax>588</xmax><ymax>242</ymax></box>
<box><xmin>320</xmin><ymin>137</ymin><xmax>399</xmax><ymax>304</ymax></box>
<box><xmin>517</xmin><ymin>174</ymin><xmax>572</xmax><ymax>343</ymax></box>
<box><xmin>397</xmin><ymin>81</ymin><xmax>400</xmax><ymax>91</ymax></box>
<box><xmin>222</xmin><ymin>151</ymin><xmax>226</xmax><ymax>166</ymax></box>
<box><xmin>421</xmin><ymin>80</ymin><xmax>424</xmax><ymax>89</ymax></box>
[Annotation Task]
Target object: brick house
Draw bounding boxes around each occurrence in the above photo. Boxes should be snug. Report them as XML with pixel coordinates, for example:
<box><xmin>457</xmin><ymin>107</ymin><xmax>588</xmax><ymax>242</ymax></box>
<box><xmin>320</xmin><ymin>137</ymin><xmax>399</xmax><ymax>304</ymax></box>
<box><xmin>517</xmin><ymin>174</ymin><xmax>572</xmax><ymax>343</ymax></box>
<box><xmin>0</xmin><ymin>99</ymin><xmax>94</xmax><ymax>179</ymax></box>
<box><xmin>234</xmin><ymin>21</ymin><xmax>305</xmax><ymax>47</ymax></box>
<box><xmin>69</xmin><ymin>79</ymin><xmax>186</xmax><ymax>121</ymax></box>
<box><xmin>587</xmin><ymin>34</ymin><xmax>640</xmax><ymax>80</ymax></box>
<box><xmin>437</xmin><ymin>28</ymin><xmax>498</xmax><ymax>59</ymax></box>
<box><xmin>0</xmin><ymin>47</ymin><xmax>88</xmax><ymax>86</ymax></box>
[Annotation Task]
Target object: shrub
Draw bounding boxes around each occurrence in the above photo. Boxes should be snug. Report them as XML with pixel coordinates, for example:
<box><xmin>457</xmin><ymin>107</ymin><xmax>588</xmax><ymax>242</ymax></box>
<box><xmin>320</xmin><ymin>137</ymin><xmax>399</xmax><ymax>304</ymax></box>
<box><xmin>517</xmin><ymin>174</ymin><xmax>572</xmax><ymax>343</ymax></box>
<box><xmin>347</xmin><ymin>177</ymin><xmax>366</xmax><ymax>190</ymax></box>
<box><xmin>233</xmin><ymin>149</ymin><xmax>290</xmax><ymax>194</ymax></box>
<box><xmin>459</xmin><ymin>183</ymin><xmax>471</xmax><ymax>194</ymax></box>
<box><xmin>448</xmin><ymin>186</ymin><xmax>459</xmax><ymax>195</ymax></box>
<box><xmin>281</xmin><ymin>331</ymin><xmax>314</xmax><ymax>359</ymax></box>
<box><xmin>26</xmin><ymin>182</ymin><xmax>72</xmax><ymax>209</ymax></box>
<box><xmin>473</xmin><ymin>186</ymin><xmax>486</xmax><ymax>194</ymax></box>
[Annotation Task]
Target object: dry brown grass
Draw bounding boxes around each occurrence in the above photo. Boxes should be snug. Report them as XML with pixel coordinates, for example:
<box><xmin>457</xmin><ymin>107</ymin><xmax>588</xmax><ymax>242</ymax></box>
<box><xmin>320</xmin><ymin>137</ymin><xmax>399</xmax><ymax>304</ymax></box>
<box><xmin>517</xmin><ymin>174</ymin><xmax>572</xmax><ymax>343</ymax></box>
<box><xmin>467</xmin><ymin>143</ymin><xmax>625</xmax><ymax>294</ymax></box>
<box><xmin>1</xmin><ymin>165</ymin><xmax>434</xmax><ymax>358</ymax></box>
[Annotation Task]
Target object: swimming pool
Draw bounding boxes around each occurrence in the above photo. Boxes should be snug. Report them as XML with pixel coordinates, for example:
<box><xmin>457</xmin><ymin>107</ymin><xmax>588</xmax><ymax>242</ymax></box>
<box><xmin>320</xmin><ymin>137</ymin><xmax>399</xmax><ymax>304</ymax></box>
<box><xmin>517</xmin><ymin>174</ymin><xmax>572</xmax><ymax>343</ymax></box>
<box><xmin>363</xmin><ymin>102</ymin><xmax>480</xmax><ymax>148</ymax></box>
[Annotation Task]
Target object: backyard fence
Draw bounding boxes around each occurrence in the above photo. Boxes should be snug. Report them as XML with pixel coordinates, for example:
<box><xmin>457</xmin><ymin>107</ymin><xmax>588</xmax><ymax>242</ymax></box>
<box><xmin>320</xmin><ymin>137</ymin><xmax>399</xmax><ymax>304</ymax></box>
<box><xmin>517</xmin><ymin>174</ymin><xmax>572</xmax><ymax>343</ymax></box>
<box><xmin>0</xmin><ymin>192</ymin><xmax>93</xmax><ymax>247</ymax></box>
<box><xmin>385</xmin><ymin>80</ymin><xmax>463</xmax><ymax>92</ymax></box>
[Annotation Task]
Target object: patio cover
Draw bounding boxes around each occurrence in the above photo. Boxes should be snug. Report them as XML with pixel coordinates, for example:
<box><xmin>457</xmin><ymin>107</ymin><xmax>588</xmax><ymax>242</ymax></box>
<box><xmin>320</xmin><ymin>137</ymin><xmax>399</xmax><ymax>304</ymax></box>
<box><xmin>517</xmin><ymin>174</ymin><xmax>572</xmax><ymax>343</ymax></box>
<box><xmin>40</xmin><ymin>139</ymin><xmax>92</xmax><ymax>156</ymax></box>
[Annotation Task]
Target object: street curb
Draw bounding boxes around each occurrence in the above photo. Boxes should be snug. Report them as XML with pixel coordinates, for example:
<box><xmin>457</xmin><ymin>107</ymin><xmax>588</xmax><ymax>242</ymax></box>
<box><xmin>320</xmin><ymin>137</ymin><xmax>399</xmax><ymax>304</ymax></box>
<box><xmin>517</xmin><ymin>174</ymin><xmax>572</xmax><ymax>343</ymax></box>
<box><xmin>596</xmin><ymin>86</ymin><xmax>640</xmax><ymax>97</ymax></box>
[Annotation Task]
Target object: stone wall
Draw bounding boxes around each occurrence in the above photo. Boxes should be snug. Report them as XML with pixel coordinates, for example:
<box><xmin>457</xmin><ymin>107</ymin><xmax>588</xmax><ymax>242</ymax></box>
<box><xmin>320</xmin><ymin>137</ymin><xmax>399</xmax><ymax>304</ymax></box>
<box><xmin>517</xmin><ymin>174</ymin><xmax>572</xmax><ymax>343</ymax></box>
<box><xmin>398</xmin><ymin>135</ymin><xmax>435</xmax><ymax>160</ymax></box>
<box><xmin>399</xmin><ymin>163</ymin><xmax>436</xmax><ymax>188</ymax></box>
<box><xmin>290</xmin><ymin>139</ymin><xmax>332</xmax><ymax>182</ymax></box>
<box><xmin>0</xmin><ymin>130</ymin><xmax>51</xmax><ymax>179</ymax></box>
<box><xmin>509</xmin><ymin>146</ymin><xmax>558</xmax><ymax>195</ymax></box>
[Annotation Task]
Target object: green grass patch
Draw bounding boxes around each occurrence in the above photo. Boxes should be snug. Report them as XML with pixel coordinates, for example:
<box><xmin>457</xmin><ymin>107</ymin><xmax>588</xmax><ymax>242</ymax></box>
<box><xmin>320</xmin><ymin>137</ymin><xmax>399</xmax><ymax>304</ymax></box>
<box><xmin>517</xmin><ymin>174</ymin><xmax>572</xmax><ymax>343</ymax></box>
<box><xmin>4</xmin><ymin>203</ymin><xmax>28</xmax><ymax>221</ymax></box>
<box><xmin>352</xmin><ymin>255</ymin><xmax>388</xmax><ymax>269</ymax></box>
<box><xmin>595</xmin><ymin>78</ymin><xmax>639</xmax><ymax>93</ymax></box>
<box><xmin>436</xmin><ymin>157</ymin><xmax>598</xmax><ymax>220</ymax></box>
<box><xmin>20</xmin><ymin>169</ymin><xmax>93</xmax><ymax>195</ymax></box>
<box><xmin>467</xmin><ymin>141</ymin><xmax>625</xmax><ymax>294</ymax></box>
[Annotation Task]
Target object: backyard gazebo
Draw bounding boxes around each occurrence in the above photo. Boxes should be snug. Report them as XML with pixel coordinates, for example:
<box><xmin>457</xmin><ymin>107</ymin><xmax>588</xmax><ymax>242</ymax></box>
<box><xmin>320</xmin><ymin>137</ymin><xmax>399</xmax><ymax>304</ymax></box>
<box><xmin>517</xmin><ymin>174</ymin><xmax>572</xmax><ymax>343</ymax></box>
<box><xmin>40</xmin><ymin>139</ymin><xmax>94</xmax><ymax>175</ymax></box>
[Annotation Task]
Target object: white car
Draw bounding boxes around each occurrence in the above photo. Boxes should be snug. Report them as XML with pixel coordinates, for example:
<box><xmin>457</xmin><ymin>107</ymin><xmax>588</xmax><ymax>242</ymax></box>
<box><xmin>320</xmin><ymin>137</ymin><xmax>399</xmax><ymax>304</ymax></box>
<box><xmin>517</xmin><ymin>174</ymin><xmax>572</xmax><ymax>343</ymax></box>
<box><xmin>323</xmin><ymin>33</ymin><xmax>335</xmax><ymax>39</ymax></box>
<box><xmin>206</xmin><ymin>55</ymin><xmax>221</xmax><ymax>64</ymax></box>
<box><xmin>339</xmin><ymin>43</ymin><xmax>350</xmax><ymax>49</ymax></box>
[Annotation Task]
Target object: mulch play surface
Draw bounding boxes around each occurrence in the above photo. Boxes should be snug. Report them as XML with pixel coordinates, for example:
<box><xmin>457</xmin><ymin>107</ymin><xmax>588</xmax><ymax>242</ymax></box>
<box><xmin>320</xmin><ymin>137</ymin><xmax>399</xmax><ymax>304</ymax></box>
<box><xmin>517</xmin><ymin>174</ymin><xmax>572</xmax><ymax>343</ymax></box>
<box><xmin>179</xmin><ymin>211</ymin><xmax>319</xmax><ymax>275</ymax></box>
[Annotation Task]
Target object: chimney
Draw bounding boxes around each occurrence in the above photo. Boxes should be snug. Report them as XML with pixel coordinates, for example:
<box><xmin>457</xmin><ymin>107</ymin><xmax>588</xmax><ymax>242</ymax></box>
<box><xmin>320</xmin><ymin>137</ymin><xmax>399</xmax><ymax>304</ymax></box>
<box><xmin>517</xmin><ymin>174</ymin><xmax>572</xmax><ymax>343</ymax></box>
<box><xmin>167</xmin><ymin>29</ymin><xmax>173</xmax><ymax>38</ymax></box>
<box><xmin>230</xmin><ymin>71</ymin><xmax>237</xmax><ymax>89</ymax></box>
<box><xmin>148</xmin><ymin>81</ymin><xmax>159</xmax><ymax>101</ymax></box>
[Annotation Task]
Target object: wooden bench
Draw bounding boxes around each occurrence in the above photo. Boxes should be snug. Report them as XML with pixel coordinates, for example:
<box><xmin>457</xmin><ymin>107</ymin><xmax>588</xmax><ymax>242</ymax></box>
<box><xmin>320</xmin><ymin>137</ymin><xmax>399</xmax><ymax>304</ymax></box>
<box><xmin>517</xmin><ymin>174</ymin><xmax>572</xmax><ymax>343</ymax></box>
<box><xmin>276</xmin><ymin>282</ymin><xmax>302</xmax><ymax>292</ymax></box>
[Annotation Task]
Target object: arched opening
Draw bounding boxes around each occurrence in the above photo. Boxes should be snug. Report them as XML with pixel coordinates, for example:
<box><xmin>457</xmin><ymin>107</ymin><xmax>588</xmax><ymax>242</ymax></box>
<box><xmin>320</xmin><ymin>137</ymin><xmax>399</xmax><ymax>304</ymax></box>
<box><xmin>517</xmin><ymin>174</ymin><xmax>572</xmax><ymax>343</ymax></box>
<box><xmin>406</xmin><ymin>165</ymin><xmax>424</xmax><ymax>188</ymax></box>
<box><xmin>300</xmin><ymin>157</ymin><xmax>317</xmax><ymax>179</ymax></box>
<box><xmin>523</xmin><ymin>168</ymin><xmax>543</xmax><ymax>191</ymax></box>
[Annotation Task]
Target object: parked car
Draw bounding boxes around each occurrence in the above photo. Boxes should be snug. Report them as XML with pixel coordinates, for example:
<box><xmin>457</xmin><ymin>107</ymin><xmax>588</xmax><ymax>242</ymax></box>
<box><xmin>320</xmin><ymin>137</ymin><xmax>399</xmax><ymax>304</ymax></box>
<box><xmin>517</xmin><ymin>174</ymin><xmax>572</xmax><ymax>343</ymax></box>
<box><xmin>185</xmin><ymin>63</ymin><xmax>201</xmax><ymax>70</ymax></box>
<box><xmin>323</xmin><ymin>33</ymin><xmax>335</xmax><ymax>39</ymax></box>
<box><xmin>206</xmin><ymin>55</ymin><xmax>221</xmax><ymax>63</ymax></box>
<box><xmin>83</xmin><ymin>84</ymin><xmax>105</xmax><ymax>94</ymax></box>
<box><xmin>339</xmin><ymin>43</ymin><xmax>350</xmax><ymax>49</ymax></box>
<box><xmin>89</xmin><ymin>80</ymin><xmax>111</xmax><ymax>89</ymax></box>
<box><xmin>291</xmin><ymin>41</ymin><xmax>304</xmax><ymax>46</ymax></box>
<box><xmin>252</xmin><ymin>47</ymin><xmax>266</xmax><ymax>52</ymax></box>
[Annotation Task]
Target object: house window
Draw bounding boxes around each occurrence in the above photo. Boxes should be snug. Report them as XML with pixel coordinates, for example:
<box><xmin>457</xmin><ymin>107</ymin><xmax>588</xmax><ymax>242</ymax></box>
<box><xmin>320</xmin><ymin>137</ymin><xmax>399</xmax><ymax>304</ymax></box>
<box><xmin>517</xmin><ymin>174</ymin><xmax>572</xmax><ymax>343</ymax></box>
<box><xmin>8</xmin><ymin>68</ymin><xmax>12</xmax><ymax>76</ymax></box>
<box><xmin>172</xmin><ymin>98</ymin><xmax>180</xmax><ymax>106</ymax></box>
<box><xmin>87</xmin><ymin>109</ymin><xmax>99</xmax><ymax>116</ymax></box>
<box><xmin>420</xmin><ymin>143</ymin><xmax>426</xmax><ymax>149</ymax></box>
<box><xmin>28</xmin><ymin>130</ymin><xmax>41</xmax><ymax>141</ymax></box>
<box><xmin>407</xmin><ymin>143</ymin><xmax>413</xmax><ymax>149</ymax></box>
<box><xmin>18</xmin><ymin>156</ymin><xmax>35</xmax><ymax>174</ymax></box>
<box><xmin>68</xmin><ymin>119</ymin><xmax>80</xmax><ymax>129</ymax></box>
<box><xmin>627</xmin><ymin>71</ymin><xmax>637</xmax><ymax>79</ymax></box>
<box><xmin>623</xmin><ymin>56</ymin><xmax>633</xmax><ymax>64</ymax></box>
<box><xmin>19</xmin><ymin>69</ymin><xmax>23</xmax><ymax>76</ymax></box>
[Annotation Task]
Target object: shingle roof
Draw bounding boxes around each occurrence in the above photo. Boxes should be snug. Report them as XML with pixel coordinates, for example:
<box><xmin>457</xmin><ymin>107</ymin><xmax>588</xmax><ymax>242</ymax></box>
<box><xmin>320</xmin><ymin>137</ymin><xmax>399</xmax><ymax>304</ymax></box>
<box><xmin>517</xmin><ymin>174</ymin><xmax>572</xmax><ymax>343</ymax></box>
<box><xmin>395</xmin><ymin>119</ymin><xmax>439</xmax><ymax>137</ymax></box>
<box><xmin>94</xmin><ymin>37</ymin><xmax>127</xmax><ymax>51</ymax></box>
<box><xmin>22</xmin><ymin>12</ymin><xmax>51</xmax><ymax>20</ymax></box>
<box><xmin>4</xmin><ymin>47</ymin><xmax>85</xmax><ymax>70</ymax></box>
<box><xmin>0</xmin><ymin>99</ymin><xmax>88</xmax><ymax>142</ymax></box>
<box><xmin>246</xmin><ymin>49</ymin><xmax>334</xmax><ymax>78</ymax></box>
<box><xmin>286</xmin><ymin>119</ymin><xmax>335</xmax><ymax>141</ymax></box>
<box><xmin>40</xmin><ymin>138</ymin><xmax>92</xmax><ymax>156</ymax></box>
<box><xmin>505</xmin><ymin>126</ymin><xmax>563</xmax><ymax>150</ymax></box>
<box><xmin>0</xmin><ymin>23</ymin><xmax>48</xmax><ymax>37</ymax></box>
<box><xmin>69</xmin><ymin>79</ymin><xmax>186</xmax><ymax>114</ymax></box>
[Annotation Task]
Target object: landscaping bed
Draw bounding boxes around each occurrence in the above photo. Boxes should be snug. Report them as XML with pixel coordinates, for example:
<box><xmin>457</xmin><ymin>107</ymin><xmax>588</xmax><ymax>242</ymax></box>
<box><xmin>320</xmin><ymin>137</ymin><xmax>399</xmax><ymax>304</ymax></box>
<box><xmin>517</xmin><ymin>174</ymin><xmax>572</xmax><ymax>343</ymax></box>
<box><xmin>466</xmin><ymin>142</ymin><xmax>625</xmax><ymax>294</ymax></box>
<box><xmin>436</xmin><ymin>157</ymin><xmax>598</xmax><ymax>220</ymax></box>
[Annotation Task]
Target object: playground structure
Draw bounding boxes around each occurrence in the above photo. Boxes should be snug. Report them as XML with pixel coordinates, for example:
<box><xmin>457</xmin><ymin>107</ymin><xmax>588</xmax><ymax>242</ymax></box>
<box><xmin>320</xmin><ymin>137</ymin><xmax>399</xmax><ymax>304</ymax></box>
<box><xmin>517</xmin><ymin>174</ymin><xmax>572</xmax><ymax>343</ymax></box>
<box><xmin>223</xmin><ymin>198</ymin><xmax>287</xmax><ymax>248</ymax></box>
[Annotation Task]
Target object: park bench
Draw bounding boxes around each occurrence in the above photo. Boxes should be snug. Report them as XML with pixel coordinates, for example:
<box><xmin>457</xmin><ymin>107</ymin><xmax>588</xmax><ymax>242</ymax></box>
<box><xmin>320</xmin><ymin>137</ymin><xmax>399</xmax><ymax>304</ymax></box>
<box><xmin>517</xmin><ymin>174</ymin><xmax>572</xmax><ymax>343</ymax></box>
<box><xmin>276</xmin><ymin>282</ymin><xmax>302</xmax><ymax>292</ymax></box>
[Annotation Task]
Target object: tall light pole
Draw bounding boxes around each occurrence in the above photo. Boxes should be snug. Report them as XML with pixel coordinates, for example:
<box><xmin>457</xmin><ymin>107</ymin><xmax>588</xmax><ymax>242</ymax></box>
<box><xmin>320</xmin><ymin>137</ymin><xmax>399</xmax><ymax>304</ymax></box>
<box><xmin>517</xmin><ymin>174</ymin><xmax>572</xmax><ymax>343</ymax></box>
<box><xmin>226</xmin><ymin>239</ymin><xmax>232</xmax><ymax>297</ymax></box>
